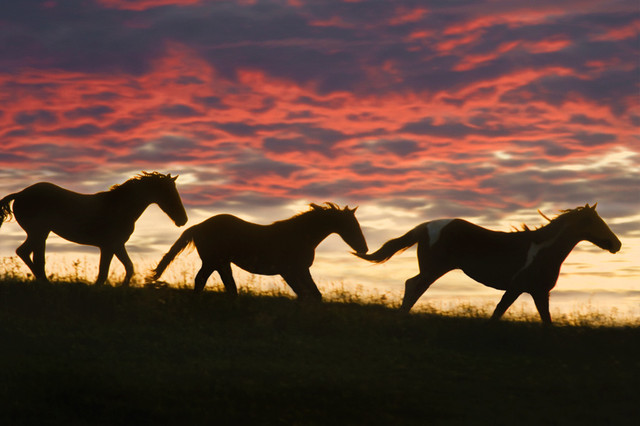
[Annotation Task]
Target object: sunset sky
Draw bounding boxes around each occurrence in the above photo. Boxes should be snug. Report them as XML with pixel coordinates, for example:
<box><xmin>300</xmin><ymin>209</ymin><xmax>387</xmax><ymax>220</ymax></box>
<box><xmin>1</xmin><ymin>0</ymin><xmax>638</xmax><ymax>316</ymax></box>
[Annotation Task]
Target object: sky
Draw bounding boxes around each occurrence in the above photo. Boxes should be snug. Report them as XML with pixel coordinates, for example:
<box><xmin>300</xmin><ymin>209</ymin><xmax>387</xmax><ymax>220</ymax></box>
<box><xmin>1</xmin><ymin>0</ymin><xmax>639</xmax><ymax>317</ymax></box>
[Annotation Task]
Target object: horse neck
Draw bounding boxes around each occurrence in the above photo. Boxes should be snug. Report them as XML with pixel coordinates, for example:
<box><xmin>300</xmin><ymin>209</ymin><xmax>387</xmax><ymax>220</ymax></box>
<box><xmin>289</xmin><ymin>212</ymin><xmax>336</xmax><ymax>248</ymax></box>
<box><xmin>109</xmin><ymin>183</ymin><xmax>154</xmax><ymax>221</ymax></box>
<box><xmin>532</xmin><ymin>218</ymin><xmax>583</xmax><ymax>264</ymax></box>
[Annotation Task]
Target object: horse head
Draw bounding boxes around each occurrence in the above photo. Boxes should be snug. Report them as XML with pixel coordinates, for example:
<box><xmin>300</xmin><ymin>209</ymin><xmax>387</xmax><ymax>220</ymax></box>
<box><xmin>311</xmin><ymin>203</ymin><xmax>368</xmax><ymax>255</ymax></box>
<box><xmin>574</xmin><ymin>203</ymin><xmax>621</xmax><ymax>253</ymax></box>
<box><xmin>147</xmin><ymin>172</ymin><xmax>188</xmax><ymax>227</ymax></box>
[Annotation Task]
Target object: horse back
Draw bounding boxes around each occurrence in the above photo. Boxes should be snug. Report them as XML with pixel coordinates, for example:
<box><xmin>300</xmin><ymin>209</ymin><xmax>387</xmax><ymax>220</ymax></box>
<box><xmin>12</xmin><ymin>182</ymin><xmax>119</xmax><ymax>244</ymax></box>
<box><xmin>13</xmin><ymin>183</ymin><xmax>93</xmax><ymax>216</ymax></box>
<box><xmin>193</xmin><ymin>214</ymin><xmax>272</xmax><ymax>251</ymax></box>
<box><xmin>433</xmin><ymin>219</ymin><xmax>533</xmax><ymax>290</ymax></box>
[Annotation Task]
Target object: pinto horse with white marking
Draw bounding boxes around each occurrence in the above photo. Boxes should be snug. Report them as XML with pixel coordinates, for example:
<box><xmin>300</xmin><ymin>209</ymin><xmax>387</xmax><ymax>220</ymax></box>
<box><xmin>357</xmin><ymin>204</ymin><xmax>621</xmax><ymax>324</ymax></box>
<box><xmin>0</xmin><ymin>172</ymin><xmax>188</xmax><ymax>286</ymax></box>
<box><xmin>151</xmin><ymin>203</ymin><xmax>368</xmax><ymax>301</ymax></box>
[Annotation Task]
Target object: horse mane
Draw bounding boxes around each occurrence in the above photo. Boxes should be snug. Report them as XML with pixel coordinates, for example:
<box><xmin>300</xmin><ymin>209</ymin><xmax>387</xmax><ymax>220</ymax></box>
<box><xmin>110</xmin><ymin>171</ymin><xmax>173</xmax><ymax>191</ymax></box>
<box><xmin>280</xmin><ymin>202</ymin><xmax>351</xmax><ymax>224</ymax></box>
<box><xmin>514</xmin><ymin>205</ymin><xmax>592</xmax><ymax>233</ymax></box>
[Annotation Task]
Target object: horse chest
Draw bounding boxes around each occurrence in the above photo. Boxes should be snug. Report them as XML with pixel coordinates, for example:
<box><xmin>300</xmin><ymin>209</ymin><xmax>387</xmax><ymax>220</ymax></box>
<box><xmin>511</xmin><ymin>236</ymin><xmax>563</xmax><ymax>289</ymax></box>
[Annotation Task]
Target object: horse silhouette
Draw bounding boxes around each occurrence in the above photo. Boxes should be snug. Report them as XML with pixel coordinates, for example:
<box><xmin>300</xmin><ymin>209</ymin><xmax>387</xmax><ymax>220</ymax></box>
<box><xmin>151</xmin><ymin>202</ymin><xmax>368</xmax><ymax>301</ymax></box>
<box><xmin>357</xmin><ymin>204</ymin><xmax>621</xmax><ymax>324</ymax></box>
<box><xmin>0</xmin><ymin>172</ymin><xmax>188</xmax><ymax>286</ymax></box>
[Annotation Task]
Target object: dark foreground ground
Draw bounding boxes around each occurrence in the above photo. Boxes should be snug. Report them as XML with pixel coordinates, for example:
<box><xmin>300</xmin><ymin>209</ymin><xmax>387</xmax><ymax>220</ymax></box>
<box><xmin>0</xmin><ymin>279</ymin><xmax>638</xmax><ymax>425</ymax></box>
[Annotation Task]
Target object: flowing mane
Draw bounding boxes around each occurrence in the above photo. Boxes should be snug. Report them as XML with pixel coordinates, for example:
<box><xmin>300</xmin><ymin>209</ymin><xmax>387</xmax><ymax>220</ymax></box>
<box><xmin>110</xmin><ymin>171</ymin><xmax>174</xmax><ymax>191</ymax></box>
<box><xmin>515</xmin><ymin>205</ymin><xmax>591</xmax><ymax>232</ymax></box>
<box><xmin>288</xmin><ymin>202</ymin><xmax>349</xmax><ymax>220</ymax></box>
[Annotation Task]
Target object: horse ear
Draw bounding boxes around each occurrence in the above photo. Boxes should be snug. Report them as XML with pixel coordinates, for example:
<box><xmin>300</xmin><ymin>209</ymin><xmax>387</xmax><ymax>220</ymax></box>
<box><xmin>591</xmin><ymin>202</ymin><xmax>597</xmax><ymax>210</ymax></box>
<box><xmin>171</xmin><ymin>174</ymin><xmax>178</xmax><ymax>182</ymax></box>
<box><xmin>310</xmin><ymin>203</ymin><xmax>321</xmax><ymax>210</ymax></box>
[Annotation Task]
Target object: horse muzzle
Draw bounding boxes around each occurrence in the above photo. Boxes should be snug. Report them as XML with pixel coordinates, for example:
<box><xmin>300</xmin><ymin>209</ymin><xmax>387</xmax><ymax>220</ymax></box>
<box><xmin>174</xmin><ymin>215</ymin><xmax>188</xmax><ymax>227</ymax></box>
<box><xmin>354</xmin><ymin>244</ymin><xmax>369</xmax><ymax>256</ymax></box>
<box><xmin>609</xmin><ymin>239</ymin><xmax>622</xmax><ymax>254</ymax></box>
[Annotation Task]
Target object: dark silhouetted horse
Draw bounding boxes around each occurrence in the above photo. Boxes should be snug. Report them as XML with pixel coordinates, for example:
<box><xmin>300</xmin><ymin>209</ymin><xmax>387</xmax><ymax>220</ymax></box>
<box><xmin>357</xmin><ymin>204</ymin><xmax>621</xmax><ymax>324</ymax></box>
<box><xmin>0</xmin><ymin>172</ymin><xmax>188</xmax><ymax>285</ymax></box>
<box><xmin>151</xmin><ymin>203</ymin><xmax>368</xmax><ymax>301</ymax></box>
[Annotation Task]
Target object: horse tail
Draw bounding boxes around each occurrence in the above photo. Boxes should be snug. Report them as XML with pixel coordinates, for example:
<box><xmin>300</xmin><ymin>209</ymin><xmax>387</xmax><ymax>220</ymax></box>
<box><xmin>150</xmin><ymin>226</ymin><xmax>196</xmax><ymax>281</ymax></box>
<box><xmin>355</xmin><ymin>224</ymin><xmax>425</xmax><ymax>263</ymax></box>
<box><xmin>0</xmin><ymin>193</ymin><xmax>17</xmax><ymax>229</ymax></box>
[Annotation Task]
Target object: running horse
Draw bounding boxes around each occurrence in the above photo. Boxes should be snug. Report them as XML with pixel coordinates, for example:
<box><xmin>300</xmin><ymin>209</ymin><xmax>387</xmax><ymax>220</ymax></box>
<box><xmin>0</xmin><ymin>172</ymin><xmax>188</xmax><ymax>285</ymax></box>
<box><xmin>357</xmin><ymin>204</ymin><xmax>621</xmax><ymax>324</ymax></box>
<box><xmin>151</xmin><ymin>203</ymin><xmax>368</xmax><ymax>301</ymax></box>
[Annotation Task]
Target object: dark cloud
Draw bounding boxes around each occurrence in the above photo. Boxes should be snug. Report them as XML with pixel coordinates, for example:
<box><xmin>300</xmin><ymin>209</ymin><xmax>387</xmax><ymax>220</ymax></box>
<box><xmin>82</xmin><ymin>91</ymin><xmax>122</xmax><ymax>102</ymax></box>
<box><xmin>360</xmin><ymin>139</ymin><xmax>422</xmax><ymax>157</ymax></box>
<box><xmin>499</xmin><ymin>70</ymin><xmax>638</xmax><ymax>115</ymax></box>
<box><xmin>263</xmin><ymin>136</ymin><xmax>327</xmax><ymax>156</ymax></box>
<box><xmin>13</xmin><ymin>143</ymin><xmax>106</xmax><ymax>161</ymax></box>
<box><xmin>228</xmin><ymin>154</ymin><xmax>304</xmax><ymax>180</ymax></box>
<box><xmin>48</xmin><ymin>123</ymin><xmax>103</xmax><ymax>138</ymax></box>
<box><xmin>569</xmin><ymin>114</ymin><xmax>610</xmax><ymax>126</ymax></box>
<box><xmin>108</xmin><ymin>117</ymin><xmax>147</xmax><ymax>133</ymax></box>
<box><xmin>0</xmin><ymin>152</ymin><xmax>29</xmax><ymax>164</ymax></box>
<box><xmin>174</xmin><ymin>76</ymin><xmax>205</xmax><ymax>85</ymax></box>
<box><xmin>570</xmin><ymin>132</ymin><xmax>617</xmax><ymax>147</ymax></box>
<box><xmin>193</xmin><ymin>96</ymin><xmax>230</xmax><ymax>110</ymax></box>
<box><xmin>64</xmin><ymin>105</ymin><xmax>115</xmax><ymax>120</ymax></box>
<box><xmin>401</xmin><ymin>117</ymin><xmax>533</xmax><ymax>138</ymax></box>
<box><xmin>157</xmin><ymin>104</ymin><xmax>200</xmax><ymax>118</ymax></box>
<box><xmin>14</xmin><ymin>109</ymin><xmax>58</xmax><ymax>125</ymax></box>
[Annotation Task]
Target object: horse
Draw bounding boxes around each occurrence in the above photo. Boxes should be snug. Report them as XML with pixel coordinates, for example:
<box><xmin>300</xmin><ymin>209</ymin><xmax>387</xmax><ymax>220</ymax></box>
<box><xmin>356</xmin><ymin>204</ymin><xmax>621</xmax><ymax>324</ymax></box>
<box><xmin>0</xmin><ymin>172</ymin><xmax>188</xmax><ymax>286</ymax></box>
<box><xmin>150</xmin><ymin>202</ymin><xmax>368</xmax><ymax>301</ymax></box>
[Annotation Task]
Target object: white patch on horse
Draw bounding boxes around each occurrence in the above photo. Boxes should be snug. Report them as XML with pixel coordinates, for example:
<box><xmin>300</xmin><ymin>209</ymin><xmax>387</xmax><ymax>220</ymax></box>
<box><xmin>518</xmin><ymin>233</ymin><xmax>562</xmax><ymax>276</ymax></box>
<box><xmin>426</xmin><ymin>219</ymin><xmax>454</xmax><ymax>248</ymax></box>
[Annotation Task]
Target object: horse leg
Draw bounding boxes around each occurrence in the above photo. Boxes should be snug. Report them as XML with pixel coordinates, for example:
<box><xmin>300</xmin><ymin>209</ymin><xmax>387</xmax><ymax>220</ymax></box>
<box><xmin>16</xmin><ymin>239</ymin><xmax>36</xmax><ymax>277</ymax></box>
<box><xmin>282</xmin><ymin>269</ymin><xmax>322</xmax><ymax>302</ymax></box>
<box><xmin>31</xmin><ymin>236</ymin><xmax>49</xmax><ymax>282</ymax></box>
<box><xmin>280</xmin><ymin>272</ymin><xmax>305</xmax><ymax>299</ymax></box>
<box><xmin>16</xmin><ymin>232</ymin><xmax>49</xmax><ymax>282</ymax></box>
<box><xmin>400</xmin><ymin>273</ymin><xmax>440</xmax><ymax>313</ymax></box>
<box><xmin>95</xmin><ymin>249</ymin><xmax>114</xmax><ymax>285</ymax></box>
<box><xmin>299</xmin><ymin>269</ymin><xmax>322</xmax><ymax>302</ymax></box>
<box><xmin>490</xmin><ymin>289</ymin><xmax>522</xmax><ymax>321</ymax></box>
<box><xmin>531</xmin><ymin>291</ymin><xmax>552</xmax><ymax>325</ymax></box>
<box><xmin>217</xmin><ymin>263</ymin><xmax>238</xmax><ymax>298</ymax></box>
<box><xmin>400</xmin><ymin>244</ymin><xmax>451</xmax><ymax>312</ymax></box>
<box><xmin>114</xmin><ymin>246</ymin><xmax>134</xmax><ymax>286</ymax></box>
<box><xmin>194</xmin><ymin>262</ymin><xmax>215</xmax><ymax>293</ymax></box>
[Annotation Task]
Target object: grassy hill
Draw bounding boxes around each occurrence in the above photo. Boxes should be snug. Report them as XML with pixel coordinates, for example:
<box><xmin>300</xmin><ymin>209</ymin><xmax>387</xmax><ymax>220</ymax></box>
<box><xmin>0</xmin><ymin>278</ymin><xmax>638</xmax><ymax>425</ymax></box>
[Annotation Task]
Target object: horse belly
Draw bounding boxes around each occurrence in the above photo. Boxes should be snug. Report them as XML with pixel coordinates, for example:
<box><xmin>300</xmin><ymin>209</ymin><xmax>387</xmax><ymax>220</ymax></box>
<box><xmin>457</xmin><ymin>252</ymin><xmax>525</xmax><ymax>291</ymax></box>
<box><xmin>198</xmin><ymin>236</ymin><xmax>285</xmax><ymax>275</ymax></box>
<box><xmin>230</xmin><ymin>246</ymin><xmax>311</xmax><ymax>276</ymax></box>
<box><xmin>231</xmin><ymin>255</ymin><xmax>282</xmax><ymax>276</ymax></box>
<box><xmin>461</xmin><ymin>267</ymin><xmax>513</xmax><ymax>290</ymax></box>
